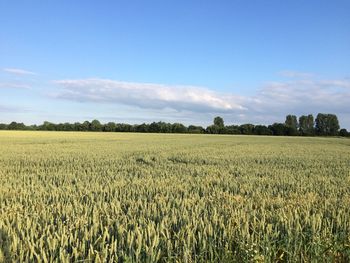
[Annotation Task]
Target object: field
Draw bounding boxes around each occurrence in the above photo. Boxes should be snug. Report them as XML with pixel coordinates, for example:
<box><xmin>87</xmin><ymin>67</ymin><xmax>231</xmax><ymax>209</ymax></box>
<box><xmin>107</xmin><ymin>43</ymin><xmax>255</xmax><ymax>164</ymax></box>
<box><xmin>0</xmin><ymin>131</ymin><xmax>349</xmax><ymax>262</ymax></box>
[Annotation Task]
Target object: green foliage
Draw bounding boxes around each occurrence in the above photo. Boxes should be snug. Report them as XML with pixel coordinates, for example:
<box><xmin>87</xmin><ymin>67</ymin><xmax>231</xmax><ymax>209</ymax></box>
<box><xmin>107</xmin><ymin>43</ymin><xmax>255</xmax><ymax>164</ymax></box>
<box><xmin>90</xmin><ymin>119</ymin><xmax>102</xmax><ymax>132</ymax></box>
<box><xmin>225</xmin><ymin>125</ymin><xmax>241</xmax><ymax>134</ymax></box>
<box><xmin>339</xmin><ymin>128</ymin><xmax>349</xmax><ymax>137</ymax></box>
<box><xmin>171</xmin><ymin>123</ymin><xmax>187</xmax><ymax>133</ymax></box>
<box><xmin>103</xmin><ymin>122</ymin><xmax>117</xmax><ymax>132</ymax></box>
<box><xmin>240</xmin><ymin>124</ymin><xmax>255</xmax><ymax>135</ymax></box>
<box><xmin>285</xmin><ymin>115</ymin><xmax>299</xmax><ymax>136</ymax></box>
<box><xmin>81</xmin><ymin>121</ymin><xmax>91</xmax><ymax>131</ymax></box>
<box><xmin>0</xmin><ymin>113</ymin><xmax>347</xmax><ymax>138</ymax></box>
<box><xmin>299</xmin><ymin>114</ymin><xmax>315</xmax><ymax>136</ymax></box>
<box><xmin>7</xmin><ymin>122</ymin><xmax>27</xmax><ymax>130</ymax></box>
<box><xmin>0</xmin><ymin>132</ymin><xmax>349</xmax><ymax>262</ymax></box>
<box><xmin>188</xmin><ymin>125</ymin><xmax>205</xmax><ymax>134</ymax></box>
<box><xmin>253</xmin><ymin>125</ymin><xmax>273</xmax><ymax>135</ymax></box>
<box><xmin>269</xmin><ymin>123</ymin><xmax>286</xmax><ymax>136</ymax></box>
<box><xmin>315</xmin><ymin>113</ymin><xmax>340</xmax><ymax>136</ymax></box>
<box><xmin>213</xmin><ymin>116</ymin><xmax>224</xmax><ymax>127</ymax></box>
<box><xmin>206</xmin><ymin>124</ymin><xmax>221</xmax><ymax>134</ymax></box>
<box><xmin>207</xmin><ymin>117</ymin><xmax>227</xmax><ymax>134</ymax></box>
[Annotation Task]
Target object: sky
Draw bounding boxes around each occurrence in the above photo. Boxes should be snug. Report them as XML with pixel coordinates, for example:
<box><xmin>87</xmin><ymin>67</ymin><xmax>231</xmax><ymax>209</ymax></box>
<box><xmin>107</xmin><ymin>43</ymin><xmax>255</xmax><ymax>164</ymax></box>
<box><xmin>1</xmin><ymin>0</ymin><xmax>350</xmax><ymax>128</ymax></box>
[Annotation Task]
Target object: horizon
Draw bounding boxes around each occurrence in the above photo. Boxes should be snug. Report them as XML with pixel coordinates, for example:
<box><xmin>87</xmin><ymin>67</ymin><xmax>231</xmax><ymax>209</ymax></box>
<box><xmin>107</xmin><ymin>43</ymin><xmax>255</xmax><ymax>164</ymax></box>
<box><xmin>0</xmin><ymin>112</ymin><xmax>345</xmax><ymax>130</ymax></box>
<box><xmin>1</xmin><ymin>1</ymin><xmax>350</xmax><ymax>129</ymax></box>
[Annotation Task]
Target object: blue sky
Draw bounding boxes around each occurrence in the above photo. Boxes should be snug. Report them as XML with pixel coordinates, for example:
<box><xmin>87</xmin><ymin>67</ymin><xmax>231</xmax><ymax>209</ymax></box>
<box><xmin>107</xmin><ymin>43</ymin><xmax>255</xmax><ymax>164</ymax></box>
<box><xmin>1</xmin><ymin>0</ymin><xmax>350</xmax><ymax>128</ymax></box>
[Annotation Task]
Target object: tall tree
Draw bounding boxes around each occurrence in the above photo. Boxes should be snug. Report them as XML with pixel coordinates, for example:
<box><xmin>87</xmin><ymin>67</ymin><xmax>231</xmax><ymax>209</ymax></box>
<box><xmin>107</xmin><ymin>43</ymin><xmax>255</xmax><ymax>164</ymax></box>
<box><xmin>299</xmin><ymin>114</ymin><xmax>314</xmax><ymax>136</ymax></box>
<box><xmin>213</xmin><ymin>116</ymin><xmax>224</xmax><ymax>127</ymax></box>
<box><xmin>209</xmin><ymin>116</ymin><xmax>226</xmax><ymax>134</ymax></box>
<box><xmin>285</xmin><ymin>115</ymin><xmax>298</xmax><ymax>135</ymax></box>
<box><xmin>315</xmin><ymin>113</ymin><xmax>340</xmax><ymax>136</ymax></box>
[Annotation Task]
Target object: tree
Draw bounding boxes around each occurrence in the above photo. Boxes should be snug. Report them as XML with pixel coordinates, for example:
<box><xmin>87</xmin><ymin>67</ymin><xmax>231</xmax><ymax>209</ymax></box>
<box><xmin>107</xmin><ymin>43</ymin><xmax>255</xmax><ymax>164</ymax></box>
<box><xmin>90</xmin><ymin>120</ymin><xmax>102</xmax><ymax>131</ymax></box>
<box><xmin>148</xmin><ymin>122</ymin><xmax>161</xmax><ymax>133</ymax></box>
<box><xmin>73</xmin><ymin>122</ymin><xmax>81</xmax><ymax>131</ymax></box>
<box><xmin>254</xmin><ymin>125</ymin><xmax>273</xmax><ymax>135</ymax></box>
<box><xmin>103</xmin><ymin>122</ymin><xmax>116</xmax><ymax>132</ymax></box>
<box><xmin>339</xmin><ymin>128</ymin><xmax>349</xmax><ymax>137</ymax></box>
<box><xmin>39</xmin><ymin>121</ymin><xmax>56</xmax><ymax>131</ymax></box>
<box><xmin>240</xmin><ymin>124</ymin><xmax>254</xmax><ymax>135</ymax></box>
<box><xmin>299</xmin><ymin>114</ymin><xmax>314</xmax><ymax>136</ymax></box>
<box><xmin>8</xmin><ymin>122</ymin><xmax>26</xmax><ymax>130</ymax></box>
<box><xmin>148</xmin><ymin>121</ymin><xmax>173</xmax><ymax>133</ymax></box>
<box><xmin>55</xmin><ymin>123</ymin><xmax>64</xmax><ymax>131</ymax></box>
<box><xmin>269</xmin><ymin>123</ymin><xmax>286</xmax><ymax>136</ymax></box>
<box><xmin>188</xmin><ymin>125</ymin><xmax>205</xmax><ymax>134</ymax></box>
<box><xmin>134</xmin><ymin>123</ymin><xmax>149</xmax><ymax>133</ymax></box>
<box><xmin>115</xmin><ymin>123</ymin><xmax>133</xmax><ymax>132</ymax></box>
<box><xmin>225</xmin><ymin>125</ymin><xmax>240</xmax><ymax>134</ymax></box>
<box><xmin>171</xmin><ymin>123</ymin><xmax>187</xmax><ymax>133</ymax></box>
<box><xmin>159</xmin><ymin>122</ymin><xmax>172</xmax><ymax>133</ymax></box>
<box><xmin>81</xmin><ymin>121</ymin><xmax>90</xmax><ymax>131</ymax></box>
<box><xmin>61</xmin><ymin>123</ymin><xmax>74</xmax><ymax>131</ymax></box>
<box><xmin>213</xmin><ymin>116</ymin><xmax>224</xmax><ymax>127</ymax></box>
<box><xmin>28</xmin><ymin>125</ymin><xmax>37</xmax><ymax>130</ymax></box>
<box><xmin>285</xmin><ymin>115</ymin><xmax>298</xmax><ymax>135</ymax></box>
<box><xmin>0</xmin><ymin>113</ymin><xmax>346</xmax><ymax>136</ymax></box>
<box><xmin>315</xmin><ymin>113</ymin><xmax>340</xmax><ymax>136</ymax></box>
<box><xmin>206</xmin><ymin>125</ymin><xmax>220</xmax><ymax>134</ymax></box>
<box><xmin>208</xmin><ymin>117</ymin><xmax>226</xmax><ymax>134</ymax></box>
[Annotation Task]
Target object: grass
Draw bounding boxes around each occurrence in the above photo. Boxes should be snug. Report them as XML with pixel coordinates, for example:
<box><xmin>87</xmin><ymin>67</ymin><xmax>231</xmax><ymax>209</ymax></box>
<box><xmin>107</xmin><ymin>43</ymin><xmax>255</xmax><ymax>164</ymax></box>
<box><xmin>0</xmin><ymin>131</ymin><xmax>349</xmax><ymax>262</ymax></box>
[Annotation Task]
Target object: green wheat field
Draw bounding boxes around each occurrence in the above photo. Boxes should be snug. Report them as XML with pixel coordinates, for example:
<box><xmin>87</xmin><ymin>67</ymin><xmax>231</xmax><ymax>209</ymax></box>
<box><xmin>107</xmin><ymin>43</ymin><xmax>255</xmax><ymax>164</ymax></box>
<box><xmin>0</xmin><ymin>131</ymin><xmax>349</xmax><ymax>262</ymax></box>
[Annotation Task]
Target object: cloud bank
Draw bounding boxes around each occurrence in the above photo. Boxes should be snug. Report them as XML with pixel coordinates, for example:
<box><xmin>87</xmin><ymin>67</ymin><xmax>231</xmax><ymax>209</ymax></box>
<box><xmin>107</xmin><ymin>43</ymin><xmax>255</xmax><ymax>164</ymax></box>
<box><xmin>53</xmin><ymin>76</ymin><xmax>350</xmax><ymax>127</ymax></box>
<box><xmin>54</xmin><ymin>79</ymin><xmax>246</xmax><ymax>113</ymax></box>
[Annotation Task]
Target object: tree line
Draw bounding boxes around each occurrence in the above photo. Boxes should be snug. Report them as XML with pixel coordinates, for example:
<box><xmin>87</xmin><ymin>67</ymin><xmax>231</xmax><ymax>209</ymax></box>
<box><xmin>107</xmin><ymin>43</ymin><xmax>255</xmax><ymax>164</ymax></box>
<box><xmin>0</xmin><ymin>113</ymin><xmax>349</xmax><ymax>137</ymax></box>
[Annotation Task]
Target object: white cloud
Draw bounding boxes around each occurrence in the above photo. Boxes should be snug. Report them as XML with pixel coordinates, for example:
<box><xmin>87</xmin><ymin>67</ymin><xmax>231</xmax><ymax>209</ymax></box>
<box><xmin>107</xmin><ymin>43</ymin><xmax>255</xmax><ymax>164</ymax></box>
<box><xmin>52</xmin><ymin>76</ymin><xmax>350</xmax><ymax>128</ymax></box>
<box><xmin>237</xmin><ymin>78</ymin><xmax>350</xmax><ymax>127</ymax></box>
<box><xmin>0</xmin><ymin>82</ymin><xmax>31</xmax><ymax>89</ymax></box>
<box><xmin>3</xmin><ymin>68</ymin><xmax>36</xmax><ymax>76</ymax></box>
<box><xmin>254</xmin><ymin>79</ymin><xmax>350</xmax><ymax>113</ymax></box>
<box><xmin>318</xmin><ymin>80</ymin><xmax>350</xmax><ymax>89</ymax></box>
<box><xmin>53</xmin><ymin>79</ymin><xmax>246</xmax><ymax>113</ymax></box>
